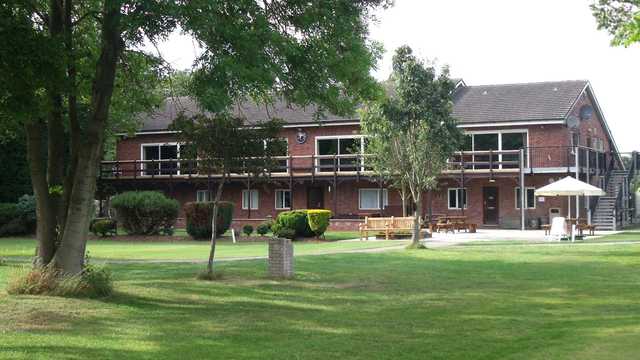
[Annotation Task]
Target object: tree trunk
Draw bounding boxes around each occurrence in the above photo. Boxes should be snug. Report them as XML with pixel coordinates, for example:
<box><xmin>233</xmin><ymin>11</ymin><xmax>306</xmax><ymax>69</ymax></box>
<box><xmin>52</xmin><ymin>1</ymin><xmax>122</xmax><ymax>274</ymax></box>
<box><xmin>412</xmin><ymin>196</ymin><xmax>422</xmax><ymax>245</ymax></box>
<box><xmin>25</xmin><ymin>120</ymin><xmax>57</xmax><ymax>265</ymax></box>
<box><xmin>207</xmin><ymin>179</ymin><xmax>225</xmax><ymax>274</ymax></box>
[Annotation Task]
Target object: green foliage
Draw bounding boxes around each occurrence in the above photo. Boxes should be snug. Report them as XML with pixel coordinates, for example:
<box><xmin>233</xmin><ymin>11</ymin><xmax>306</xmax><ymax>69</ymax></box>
<box><xmin>273</xmin><ymin>210</ymin><xmax>315</xmax><ymax>239</ymax></box>
<box><xmin>0</xmin><ymin>135</ymin><xmax>31</xmax><ymax>202</ymax></box>
<box><xmin>242</xmin><ymin>224</ymin><xmax>254</xmax><ymax>236</ymax></box>
<box><xmin>184</xmin><ymin>202</ymin><xmax>234</xmax><ymax>240</ymax></box>
<box><xmin>592</xmin><ymin>1</ymin><xmax>640</xmax><ymax>47</ymax></box>
<box><xmin>272</xmin><ymin>225</ymin><xmax>296</xmax><ymax>240</ymax></box>
<box><xmin>256</xmin><ymin>222</ymin><xmax>271</xmax><ymax>236</ymax></box>
<box><xmin>90</xmin><ymin>218</ymin><xmax>117</xmax><ymax>237</ymax></box>
<box><xmin>7</xmin><ymin>264</ymin><xmax>113</xmax><ymax>298</ymax></box>
<box><xmin>111</xmin><ymin>191</ymin><xmax>179</xmax><ymax>235</ymax></box>
<box><xmin>0</xmin><ymin>195</ymin><xmax>36</xmax><ymax>236</ymax></box>
<box><xmin>306</xmin><ymin>210</ymin><xmax>333</xmax><ymax>237</ymax></box>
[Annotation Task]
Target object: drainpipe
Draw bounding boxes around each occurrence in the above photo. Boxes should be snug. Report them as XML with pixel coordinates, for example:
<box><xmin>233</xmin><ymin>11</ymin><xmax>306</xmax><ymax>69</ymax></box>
<box><xmin>586</xmin><ymin>149</ymin><xmax>591</xmax><ymax>225</ymax></box>
<box><xmin>520</xmin><ymin>149</ymin><xmax>526</xmax><ymax>231</ymax></box>
<box><xmin>575</xmin><ymin>146</ymin><xmax>580</xmax><ymax>219</ymax></box>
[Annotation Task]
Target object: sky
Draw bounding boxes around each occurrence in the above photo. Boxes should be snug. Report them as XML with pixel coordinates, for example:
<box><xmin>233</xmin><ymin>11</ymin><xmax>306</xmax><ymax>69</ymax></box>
<box><xmin>153</xmin><ymin>0</ymin><xmax>640</xmax><ymax>152</ymax></box>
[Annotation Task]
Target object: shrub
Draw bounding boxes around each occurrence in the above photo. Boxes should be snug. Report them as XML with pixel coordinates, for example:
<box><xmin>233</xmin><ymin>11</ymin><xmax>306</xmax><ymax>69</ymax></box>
<box><xmin>6</xmin><ymin>264</ymin><xmax>113</xmax><ymax>298</ymax></box>
<box><xmin>242</xmin><ymin>224</ymin><xmax>254</xmax><ymax>236</ymax></box>
<box><xmin>90</xmin><ymin>218</ymin><xmax>118</xmax><ymax>237</ymax></box>
<box><xmin>16</xmin><ymin>194</ymin><xmax>36</xmax><ymax>230</ymax></box>
<box><xmin>184</xmin><ymin>201</ymin><xmax>234</xmax><ymax>240</ymax></box>
<box><xmin>111</xmin><ymin>191</ymin><xmax>179</xmax><ymax>235</ymax></box>
<box><xmin>272</xmin><ymin>225</ymin><xmax>296</xmax><ymax>240</ymax></box>
<box><xmin>306</xmin><ymin>209</ymin><xmax>332</xmax><ymax>237</ymax></box>
<box><xmin>0</xmin><ymin>203</ymin><xmax>18</xmax><ymax>226</ymax></box>
<box><xmin>274</xmin><ymin>210</ymin><xmax>314</xmax><ymax>239</ymax></box>
<box><xmin>256</xmin><ymin>222</ymin><xmax>270</xmax><ymax>236</ymax></box>
<box><xmin>0</xmin><ymin>197</ymin><xmax>36</xmax><ymax>237</ymax></box>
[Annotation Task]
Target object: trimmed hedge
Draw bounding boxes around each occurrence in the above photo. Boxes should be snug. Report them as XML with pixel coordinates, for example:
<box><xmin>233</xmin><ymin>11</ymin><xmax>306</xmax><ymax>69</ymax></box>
<box><xmin>272</xmin><ymin>209</ymin><xmax>332</xmax><ymax>239</ymax></box>
<box><xmin>89</xmin><ymin>218</ymin><xmax>117</xmax><ymax>237</ymax></box>
<box><xmin>242</xmin><ymin>224</ymin><xmax>254</xmax><ymax>236</ymax></box>
<box><xmin>307</xmin><ymin>209</ymin><xmax>333</xmax><ymax>237</ymax></box>
<box><xmin>111</xmin><ymin>191</ymin><xmax>179</xmax><ymax>235</ymax></box>
<box><xmin>184</xmin><ymin>201</ymin><xmax>234</xmax><ymax>240</ymax></box>
<box><xmin>256</xmin><ymin>222</ymin><xmax>271</xmax><ymax>236</ymax></box>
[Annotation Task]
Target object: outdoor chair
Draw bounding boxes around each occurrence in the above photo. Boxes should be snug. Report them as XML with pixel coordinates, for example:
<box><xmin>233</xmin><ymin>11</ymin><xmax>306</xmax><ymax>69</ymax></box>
<box><xmin>547</xmin><ymin>216</ymin><xmax>567</xmax><ymax>241</ymax></box>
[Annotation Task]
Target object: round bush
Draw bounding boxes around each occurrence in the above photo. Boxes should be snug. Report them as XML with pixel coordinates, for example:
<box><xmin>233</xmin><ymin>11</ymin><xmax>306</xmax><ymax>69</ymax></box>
<box><xmin>184</xmin><ymin>201</ymin><xmax>234</xmax><ymax>240</ymax></box>
<box><xmin>90</xmin><ymin>218</ymin><xmax>117</xmax><ymax>237</ymax></box>
<box><xmin>0</xmin><ymin>196</ymin><xmax>35</xmax><ymax>237</ymax></box>
<box><xmin>306</xmin><ymin>209</ymin><xmax>332</xmax><ymax>237</ymax></box>
<box><xmin>242</xmin><ymin>224</ymin><xmax>254</xmax><ymax>236</ymax></box>
<box><xmin>256</xmin><ymin>222</ymin><xmax>270</xmax><ymax>236</ymax></box>
<box><xmin>274</xmin><ymin>210</ymin><xmax>314</xmax><ymax>238</ymax></box>
<box><xmin>111</xmin><ymin>191</ymin><xmax>179</xmax><ymax>235</ymax></box>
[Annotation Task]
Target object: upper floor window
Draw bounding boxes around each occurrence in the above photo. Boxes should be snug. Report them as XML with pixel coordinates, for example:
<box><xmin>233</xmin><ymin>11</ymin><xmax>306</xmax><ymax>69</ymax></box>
<box><xmin>196</xmin><ymin>190</ymin><xmax>210</xmax><ymax>203</ymax></box>
<box><xmin>265</xmin><ymin>138</ymin><xmax>288</xmax><ymax>173</ymax></box>
<box><xmin>316</xmin><ymin>136</ymin><xmax>364</xmax><ymax>172</ymax></box>
<box><xmin>141</xmin><ymin>143</ymin><xmax>182</xmax><ymax>175</ymax></box>
<box><xmin>461</xmin><ymin>131</ymin><xmax>528</xmax><ymax>169</ymax></box>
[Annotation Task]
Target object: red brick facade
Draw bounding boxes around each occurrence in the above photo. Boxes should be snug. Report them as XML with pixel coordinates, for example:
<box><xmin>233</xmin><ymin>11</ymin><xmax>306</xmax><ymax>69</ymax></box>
<box><xmin>108</xmin><ymin>88</ymin><xmax>615</xmax><ymax>231</ymax></box>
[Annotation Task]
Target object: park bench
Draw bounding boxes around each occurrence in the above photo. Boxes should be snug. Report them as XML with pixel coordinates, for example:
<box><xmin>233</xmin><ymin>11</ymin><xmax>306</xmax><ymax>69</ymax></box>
<box><xmin>359</xmin><ymin>216</ymin><xmax>419</xmax><ymax>240</ymax></box>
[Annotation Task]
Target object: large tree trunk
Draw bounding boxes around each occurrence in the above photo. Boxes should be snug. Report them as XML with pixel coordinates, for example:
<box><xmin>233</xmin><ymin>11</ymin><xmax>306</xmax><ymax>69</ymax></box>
<box><xmin>25</xmin><ymin>120</ymin><xmax>57</xmax><ymax>265</ymax></box>
<box><xmin>52</xmin><ymin>1</ymin><xmax>122</xmax><ymax>274</ymax></box>
<box><xmin>411</xmin><ymin>196</ymin><xmax>422</xmax><ymax>245</ymax></box>
<box><xmin>207</xmin><ymin>179</ymin><xmax>225</xmax><ymax>274</ymax></box>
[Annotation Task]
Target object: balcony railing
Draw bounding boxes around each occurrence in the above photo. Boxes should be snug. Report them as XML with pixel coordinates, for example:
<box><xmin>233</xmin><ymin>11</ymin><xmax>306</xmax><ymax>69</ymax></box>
<box><xmin>99</xmin><ymin>146</ymin><xmax>613</xmax><ymax>180</ymax></box>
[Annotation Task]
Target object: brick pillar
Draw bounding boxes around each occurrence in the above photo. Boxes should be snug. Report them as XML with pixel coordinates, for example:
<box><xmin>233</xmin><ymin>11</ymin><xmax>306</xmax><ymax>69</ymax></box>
<box><xmin>268</xmin><ymin>238</ymin><xmax>294</xmax><ymax>278</ymax></box>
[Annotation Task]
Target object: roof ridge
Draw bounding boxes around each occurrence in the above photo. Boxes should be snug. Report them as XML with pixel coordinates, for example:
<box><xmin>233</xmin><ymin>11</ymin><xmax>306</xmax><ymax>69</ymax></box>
<box><xmin>463</xmin><ymin>79</ymin><xmax>588</xmax><ymax>88</ymax></box>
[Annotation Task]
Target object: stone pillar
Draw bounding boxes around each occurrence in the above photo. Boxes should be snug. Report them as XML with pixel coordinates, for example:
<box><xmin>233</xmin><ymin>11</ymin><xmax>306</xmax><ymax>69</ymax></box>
<box><xmin>268</xmin><ymin>238</ymin><xmax>294</xmax><ymax>279</ymax></box>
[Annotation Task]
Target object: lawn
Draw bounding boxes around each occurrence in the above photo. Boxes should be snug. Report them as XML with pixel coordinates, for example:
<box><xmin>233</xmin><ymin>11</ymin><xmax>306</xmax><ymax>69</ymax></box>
<box><xmin>1</xmin><ymin>240</ymin><xmax>640</xmax><ymax>359</ymax></box>
<box><xmin>0</xmin><ymin>236</ymin><xmax>401</xmax><ymax>261</ymax></box>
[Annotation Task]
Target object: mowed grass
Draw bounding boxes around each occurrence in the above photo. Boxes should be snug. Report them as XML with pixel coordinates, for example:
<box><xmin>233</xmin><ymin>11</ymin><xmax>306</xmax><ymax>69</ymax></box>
<box><xmin>0</xmin><ymin>236</ymin><xmax>401</xmax><ymax>261</ymax></box>
<box><xmin>1</xmin><ymin>242</ymin><xmax>640</xmax><ymax>359</ymax></box>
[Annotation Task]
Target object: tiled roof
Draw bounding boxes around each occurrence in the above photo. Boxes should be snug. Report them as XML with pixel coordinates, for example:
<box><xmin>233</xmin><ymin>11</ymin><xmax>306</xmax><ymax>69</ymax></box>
<box><xmin>137</xmin><ymin>80</ymin><xmax>589</xmax><ymax>131</ymax></box>
<box><xmin>452</xmin><ymin>80</ymin><xmax>588</xmax><ymax>124</ymax></box>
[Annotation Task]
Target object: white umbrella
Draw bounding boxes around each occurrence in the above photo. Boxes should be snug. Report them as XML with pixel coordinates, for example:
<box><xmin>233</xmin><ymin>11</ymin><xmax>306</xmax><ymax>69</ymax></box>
<box><xmin>535</xmin><ymin>176</ymin><xmax>606</xmax><ymax>197</ymax></box>
<box><xmin>535</xmin><ymin>176</ymin><xmax>606</xmax><ymax>241</ymax></box>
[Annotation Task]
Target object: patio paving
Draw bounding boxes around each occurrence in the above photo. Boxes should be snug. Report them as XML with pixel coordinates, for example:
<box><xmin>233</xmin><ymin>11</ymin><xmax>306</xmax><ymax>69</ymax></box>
<box><xmin>423</xmin><ymin>229</ymin><xmax>621</xmax><ymax>248</ymax></box>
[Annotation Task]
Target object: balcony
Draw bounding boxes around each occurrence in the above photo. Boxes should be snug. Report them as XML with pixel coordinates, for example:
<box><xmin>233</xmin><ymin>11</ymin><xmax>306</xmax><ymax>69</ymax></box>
<box><xmin>99</xmin><ymin>146</ymin><xmax>613</xmax><ymax>181</ymax></box>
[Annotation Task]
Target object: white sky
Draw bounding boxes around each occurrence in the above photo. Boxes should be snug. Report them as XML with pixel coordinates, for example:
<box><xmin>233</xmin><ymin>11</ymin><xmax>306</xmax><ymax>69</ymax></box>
<box><xmin>154</xmin><ymin>0</ymin><xmax>640</xmax><ymax>152</ymax></box>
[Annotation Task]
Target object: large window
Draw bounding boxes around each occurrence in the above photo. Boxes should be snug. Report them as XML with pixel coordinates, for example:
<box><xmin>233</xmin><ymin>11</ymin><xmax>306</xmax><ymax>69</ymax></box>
<box><xmin>358</xmin><ymin>188</ymin><xmax>389</xmax><ymax>210</ymax></box>
<box><xmin>242</xmin><ymin>189</ymin><xmax>259</xmax><ymax>210</ymax></box>
<box><xmin>317</xmin><ymin>136</ymin><xmax>364</xmax><ymax>172</ymax></box>
<box><xmin>265</xmin><ymin>138</ymin><xmax>288</xmax><ymax>173</ymax></box>
<box><xmin>448</xmin><ymin>188</ymin><xmax>468</xmax><ymax>210</ymax></box>
<box><xmin>275</xmin><ymin>189</ymin><xmax>291</xmax><ymax>210</ymax></box>
<box><xmin>515</xmin><ymin>187</ymin><xmax>536</xmax><ymax>209</ymax></box>
<box><xmin>460</xmin><ymin>131</ymin><xmax>528</xmax><ymax>169</ymax></box>
<box><xmin>141</xmin><ymin>143</ymin><xmax>182</xmax><ymax>175</ymax></box>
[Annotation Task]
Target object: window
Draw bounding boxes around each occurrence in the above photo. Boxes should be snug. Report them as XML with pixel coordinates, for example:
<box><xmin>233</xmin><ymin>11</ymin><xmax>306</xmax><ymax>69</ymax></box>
<box><xmin>463</xmin><ymin>131</ymin><xmax>527</xmax><ymax>169</ymax></box>
<box><xmin>358</xmin><ymin>189</ymin><xmax>388</xmax><ymax>210</ymax></box>
<box><xmin>448</xmin><ymin>188</ymin><xmax>468</xmax><ymax>209</ymax></box>
<box><xmin>501</xmin><ymin>132</ymin><xmax>527</xmax><ymax>168</ymax></box>
<box><xmin>515</xmin><ymin>187</ymin><xmax>536</xmax><ymax>209</ymax></box>
<box><xmin>141</xmin><ymin>143</ymin><xmax>181</xmax><ymax>175</ymax></box>
<box><xmin>265</xmin><ymin>138</ymin><xmax>288</xmax><ymax>173</ymax></box>
<box><xmin>242</xmin><ymin>189</ymin><xmax>259</xmax><ymax>210</ymax></box>
<box><xmin>196</xmin><ymin>190</ymin><xmax>210</xmax><ymax>203</ymax></box>
<box><xmin>275</xmin><ymin>189</ymin><xmax>292</xmax><ymax>209</ymax></box>
<box><xmin>317</xmin><ymin>136</ymin><xmax>364</xmax><ymax>172</ymax></box>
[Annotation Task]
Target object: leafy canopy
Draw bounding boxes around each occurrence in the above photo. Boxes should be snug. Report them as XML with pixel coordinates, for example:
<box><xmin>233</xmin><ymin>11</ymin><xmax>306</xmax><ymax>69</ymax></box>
<box><xmin>592</xmin><ymin>0</ymin><xmax>640</xmax><ymax>46</ymax></box>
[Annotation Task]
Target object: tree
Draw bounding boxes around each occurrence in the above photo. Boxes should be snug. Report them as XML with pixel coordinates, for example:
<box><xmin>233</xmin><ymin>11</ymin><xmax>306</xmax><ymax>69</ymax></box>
<box><xmin>360</xmin><ymin>46</ymin><xmax>462</xmax><ymax>246</ymax></box>
<box><xmin>172</xmin><ymin>114</ymin><xmax>284</xmax><ymax>275</ymax></box>
<box><xmin>0</xmin><ymin>0</ymin><xmax>389</xmax><ymax>275</ymax></box>
<box><xmin>592</xmin><ymin>0</ymin><xmax>640</xmax><ymax>46</ymax></box>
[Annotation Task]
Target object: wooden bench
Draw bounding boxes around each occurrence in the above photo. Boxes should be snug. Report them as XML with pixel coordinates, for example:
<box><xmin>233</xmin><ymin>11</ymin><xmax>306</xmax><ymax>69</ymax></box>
<box><xmin>359</xmin><ymin>216</ymin><xmax>419</xmax><ymax>240</ymax></box>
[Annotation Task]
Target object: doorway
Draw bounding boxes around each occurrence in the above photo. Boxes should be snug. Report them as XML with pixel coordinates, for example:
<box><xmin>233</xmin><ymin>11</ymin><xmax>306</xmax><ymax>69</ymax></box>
<box><xmin>483</xmin><ymin>187</ymin><xmax>499</xmax><ymax>225</ymax></box>
<box><xmin>307</xmin><ymin>187</ymin><xmax>324</xmax><ymax>209</ymax></box>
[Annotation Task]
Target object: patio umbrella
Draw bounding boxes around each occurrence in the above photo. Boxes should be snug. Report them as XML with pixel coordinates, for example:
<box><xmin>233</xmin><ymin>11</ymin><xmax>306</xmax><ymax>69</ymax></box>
<box><xmin>535</xmin><ymin>176</ymin><xmax>606</xmax><ymax>241</ymax></box>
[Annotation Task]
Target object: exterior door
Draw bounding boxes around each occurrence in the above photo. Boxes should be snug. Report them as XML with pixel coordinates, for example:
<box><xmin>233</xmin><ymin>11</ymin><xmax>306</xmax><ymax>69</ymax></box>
<box><xmin>483</xmin><ymin>187</ymin><xmax>499</xmax><ymax>225</ymax></box>
<box><xmin>307</xmin><ymin>187</ymin><xmax>324</xmax><ymax>209</ymax></box>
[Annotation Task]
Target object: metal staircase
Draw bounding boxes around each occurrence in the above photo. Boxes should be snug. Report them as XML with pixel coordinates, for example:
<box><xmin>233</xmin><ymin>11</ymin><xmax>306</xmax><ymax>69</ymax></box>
<box><xmin>591</xmin><ymin>170</ymin><xmax>628</xmax><ymax>230</ymax></box>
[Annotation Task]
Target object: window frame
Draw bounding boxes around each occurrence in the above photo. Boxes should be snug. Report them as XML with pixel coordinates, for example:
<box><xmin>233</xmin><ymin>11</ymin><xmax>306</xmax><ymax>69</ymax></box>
<box><xmin>315</xmin><ymin>135</ymin><xmax>366</xmax><ymax>173</ymax></box>
<box><xmin>196</xmin><ymin>190</ymin><xmax>210</xmax><ymax>203</ymax></box>
<box><xmin>358</xmin><ymin>188</ymin><xmax>389</xmax><ymax>210</ymax></box>
<box><xmin>515</xmin><ymin>187</ymin><xmax>536</xmax><ymax>210</ymax></box>
<box><xmin>274</xmin><ymin>189</ymin><xmax>292</xmax><ymax>210</ymax></box>
<box><xmin>242</xmin><ymin>189</ymin><xmax>259</xmax><ymax>210</ymax></box>
<box><xmin>140</xmin><ymin>142</ymin><xmax>183</xmax><ymax>176</ymax></box>
<box><xmin>462</xmin><ymin>129</ymin><xmax>529</xmax><ymax>169</ymax></box>
<box><xmin>447</xmin><ymin>188</ymin><xmax>468</xmax><ymax>210</ymax></box>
